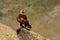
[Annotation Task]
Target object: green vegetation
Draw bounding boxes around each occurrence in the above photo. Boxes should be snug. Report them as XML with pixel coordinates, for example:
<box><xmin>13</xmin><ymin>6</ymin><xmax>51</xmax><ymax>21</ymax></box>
<box><xmin>0</xmin><ymin>0</ymin><xmax>60</xmax><ymax>15</ymax></box>
<box><xmin>0</xmin><ymin>12</ymin><xmax>3</xmax><ymax>17</ymax></box>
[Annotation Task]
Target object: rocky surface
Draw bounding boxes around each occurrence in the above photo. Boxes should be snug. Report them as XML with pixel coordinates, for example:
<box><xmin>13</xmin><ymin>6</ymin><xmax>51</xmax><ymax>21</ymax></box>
<box><xmin>18</xmin><ymin>28</ymin><xmax>50</xmax><ymax>40</ymax></box>
<box><xmin>0</xmin><ymin>23</ymin><xmax>19</xmax><ymax>40</ymax></box>
<box><xmin>0</xmin><ymin>23</ymin><xmax>50</xmax><ymax>40</ymax></box>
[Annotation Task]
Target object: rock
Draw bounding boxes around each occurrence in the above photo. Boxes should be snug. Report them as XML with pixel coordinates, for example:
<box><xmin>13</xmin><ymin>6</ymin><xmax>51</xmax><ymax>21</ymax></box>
<box><xmin>17</xmin><ymin>28</ymin><xmax>50</xmax><ymax>40</ymax></box>
<box><xmin>0</xmin><ymin>23</ymin><xmax>19</xmax><ymax>40</ymax></box>
<box><xmin>0</xmin><ymin>23</ymin><xmax>50</xmax><ymax>40</ymax></box>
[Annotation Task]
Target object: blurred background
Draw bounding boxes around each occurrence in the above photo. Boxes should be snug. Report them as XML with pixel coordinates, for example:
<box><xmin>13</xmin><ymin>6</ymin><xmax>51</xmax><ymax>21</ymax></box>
<box><xmin>0</xmin><ymin>0</ymin><xmax>60</xmax><ymax>40</ymax></box>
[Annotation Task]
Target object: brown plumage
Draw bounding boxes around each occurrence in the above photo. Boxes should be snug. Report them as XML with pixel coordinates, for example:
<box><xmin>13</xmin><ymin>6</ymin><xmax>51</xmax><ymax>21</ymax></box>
<box><xmin>16</xmin><ymin>10</ymin><xmax>32</xmax><ymax>34</ymax></box>
<box><xmin>16</xmin><ymin>14</ymin><xmax>28</xmax><ymax>23</ymax></box>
